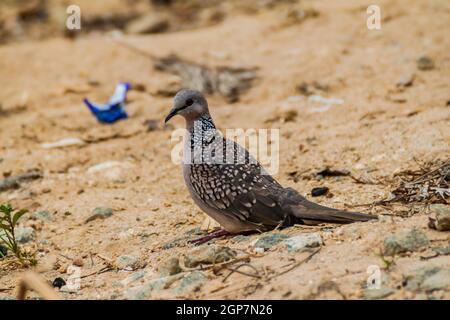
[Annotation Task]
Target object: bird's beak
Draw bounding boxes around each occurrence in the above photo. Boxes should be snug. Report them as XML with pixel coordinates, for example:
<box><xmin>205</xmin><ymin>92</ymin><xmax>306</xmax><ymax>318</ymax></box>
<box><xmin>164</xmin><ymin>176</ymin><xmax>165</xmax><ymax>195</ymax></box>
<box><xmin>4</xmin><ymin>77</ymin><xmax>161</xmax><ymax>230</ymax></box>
<box><xmin>164</xmin><ymin>107</ymin><xmax>178</xmax><ymax>123</ymax></box>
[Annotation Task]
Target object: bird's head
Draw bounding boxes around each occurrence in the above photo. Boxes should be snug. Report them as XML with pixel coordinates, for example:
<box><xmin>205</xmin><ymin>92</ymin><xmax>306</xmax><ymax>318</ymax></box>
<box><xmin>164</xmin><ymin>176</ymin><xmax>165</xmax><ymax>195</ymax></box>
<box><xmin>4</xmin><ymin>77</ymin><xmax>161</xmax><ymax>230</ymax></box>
<box><xmin>165</xmin><ymin>89</ymin><xmax>209</xmax><ymax>123</ymax></box>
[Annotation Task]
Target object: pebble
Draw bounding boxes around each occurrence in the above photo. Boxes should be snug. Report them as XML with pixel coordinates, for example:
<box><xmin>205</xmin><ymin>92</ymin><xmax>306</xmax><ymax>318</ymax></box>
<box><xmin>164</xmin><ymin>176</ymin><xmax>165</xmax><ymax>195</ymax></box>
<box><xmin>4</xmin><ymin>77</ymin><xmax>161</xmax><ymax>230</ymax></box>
<box><xmin>172</xmin><ymin>271</ymin><xmax>207</xmax><ymax>296</ymax></box>
<box><xmin>52</xmin><ymin>277</ymin><xmax>66</xmax><ymax>289</ymax></box>
<box><xmin>417</xmin><ymin>56</ymin><xmax>435</xmax><ymax>71</ymax></box>
<box><xmin>184</xmin><ymin>245</ymin><xmax>237</xmax><ymax>268</ymax></box>
<box><xmin>31</xmin><ymin>210</ymin><xmax>54</xmax><ymax>222</ymax></box>
<box><xmin>420</xmin><ymin>269</ymin><xmax>450</xmax><ymax>291</ymax></box>
<box><xmin>15</xmin><ymin>227</ymin><xmax>36</xmax><ymax>243</ymax></box>
<box><xmin>428</xmin><ymin>204</ymin><xmax>450</xmax><ymax>231</ymax></box>
<box><xmin>405</xmin><ymin>267</ymin><xmax>447</xmax><ymax>292</ymax></box>
<box><xmin>433</xmin><ymin>246</ymin><xmax>450</xmax><ymax>256</ymax></box>
<box><xmin>85</xmin><ymin>207</ymin><xmax>113</xmax><ymax>223</ymax></box>
<box><xmin>396</xmin><ymin>73</ymin><xmax>415</xmax><ymax>88</ymax></box>
<box><xmin>383</xmin><ymin>228</ymin><xmax>429</xmax><ymax>256</ymax></box>
<box><xmin>158</xmin><ymin>257</ymin><xmax>182</xmax><ymax>276</ymax></box>
<box><xmin>116</xmin><ymin>255</ymin><xmax>139</xmax><ymax>271</ymax></box>
<box><xmin>124</xmin><ymin>271</ymin><xmax>146</xmax><ymax>284</ymax></box>
<box><xmin>41</xmin><ymin>138</ymin><xmax>85</xmax><ymax>149</ymax></box>
<box><xmin>253</xmin><ymin>233</ymin><xmax>289</xmax><ymax>250</ymax></box>
<box><xmin>363</xmin><ymin>287</ymin><xmax>394</xmax><ymax>300</ymax></box>
<box><xmin>72</xmin><ymin>258</ymin><xmax>84</xmax><ymax>267</ymax></box>
<box><xmin>125</xmin><ymin>274</ymin><xmax>183</xmax><ymax>300</ymax></box>
<box><xmin>284</xmin><ymin>233</ymin><xmax>323</xmax><ymax>252</ymax></box>
<box><xmin>87</xmin><ymin>161</ymin><xmax>133</xmax><ymax>183</ymax></box>
<box><xmin>311</xmin><ymin>187</ymin><xmax>329</xmax><ymax>197</ymax></box>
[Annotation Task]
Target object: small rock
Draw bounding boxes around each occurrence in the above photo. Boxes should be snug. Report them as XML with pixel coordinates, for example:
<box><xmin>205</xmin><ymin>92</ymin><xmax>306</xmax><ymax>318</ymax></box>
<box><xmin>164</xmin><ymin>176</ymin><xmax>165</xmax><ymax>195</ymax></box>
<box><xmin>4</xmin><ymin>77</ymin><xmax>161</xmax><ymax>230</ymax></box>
<box><xmin>31</xmin><ymin>210</ymin><xmax>54</xmax><ymax>222</ymax></box>
<box><xmin>125</xmin><ymin>274</ymin><xmax>183</xmax><ymax>300</ymax></box>
<box><xmin>433</xmin><ymin>246</ymin><xmax>450</xmax><ymax>256</ymax></box>
<box><xmin>184</xmin><ymin>245</ymin><xmax>237</xmax><ymax>268</ymax></box>
<box><xmin>52</xmin><ymin>277</ymin><xmax>66</xmax><ymax>289</ymax></box>
<box><xmin>41</xmin><ymin>138</ymin><xmax>85</xmax><ymax>149</ymax></box>
<box><xmin>126</xmin><ymin>14</ymin><xmax>169</xmax><ymax>34</ymax></box>
<box><xmin>15</xmin><ymin>227</ymin><xmax>36</xmax><ymax>244</ymax></box>
<box><xmin>253</xmin><ymin>233</ymin><xmax>289</xmax><ymax>250</ymax></box>
<box><xmin>396</xmin><ymin>73</ymin><xmax>415</xmax><ymax>88</ymax></box>
<box><xmin>421</xmin><ymin>269</ymin><xmax>450</xmax><ymax>291</ymax></box>
<box><xmin>162</xmin><ymin>237</ymin><xmax>186</xmax><ymax>250</ymax></box>
<box><xmin>284</xmin><ymin>233</ymin><xmax>323</xmax><ymax>252</ymax></box>
<box><xmin>144</xmin><ymin>119</ymin><xmax>160</xmax><ymax>131</ymax></box>
<box><xmin>311</xmin><ymin>187</ymin><xmax>329</xmax><ymax>197</ymax></box>
<box><xmin>116</xmin><ymin>255</ymin><xmax>139</xmax><ymax>270</ymax></box>
<box><xmin>364</xmin><ymin>287</ymin><xmax>394</xmax><ymax>300</ymax></box>
<box><xmin>417</xmin><ymin>56</ymin><xmax>435</xmax><ymax>71</ymax></box>
<box><xmin>405</xmin><ymin>267</ymin><xmax>445</xmax><ymax>292</ymax></box>
<box><xmin>87</xmin><ymin>161</ymin><xmax>133</xmax><ymax>183</ymax></box>
<box><xmin>124</xmin><ymin>271</ymin><xmax>146</xmax><ymax>284</ymax></box>
<box><xmin>428</xmin><ymin>204</ymin><xmax>450</xmax><ymax>231</ymax></box>
<box><xmin>72</xmin><ymin>258</ymin><xmax>84</xmax><ymax>267</ymax></box>
<box><xmin>85</xmin><ymin>207</ymin><xmax>113</xmax><ymax>223</ymax></box>
<box><xmin>0</xmin><ymin>171</ymin><xmax>42</xmax><ymax>192</ymax></box>
<box><xmin>158</xmin><ymin>257</ymin><xmax>182</xmax><ymax>276</ymax></box>
<box><xmin>232</xmin><ymin>235</ymin><xmax>250</xmax><ymax>243</ymax></box>
<box><xmin>383</xmin><ymin>228</ymin><xmax>429</xmax><ymax>256</ymax></box>
<box><xmin>172</xmin><ymin>271</ymin><xmax>207</xmax><ymax>296</ymax></box>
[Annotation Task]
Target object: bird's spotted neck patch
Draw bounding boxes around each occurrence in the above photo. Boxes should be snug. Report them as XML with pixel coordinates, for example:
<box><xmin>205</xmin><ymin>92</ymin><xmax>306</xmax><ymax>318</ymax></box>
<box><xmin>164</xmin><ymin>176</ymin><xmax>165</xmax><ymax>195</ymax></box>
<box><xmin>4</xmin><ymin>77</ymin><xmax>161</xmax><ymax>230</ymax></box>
<box><xmin>190</xmin><ymin>115</ymin><xmax>217</xmax><ymax>147</ymax></box>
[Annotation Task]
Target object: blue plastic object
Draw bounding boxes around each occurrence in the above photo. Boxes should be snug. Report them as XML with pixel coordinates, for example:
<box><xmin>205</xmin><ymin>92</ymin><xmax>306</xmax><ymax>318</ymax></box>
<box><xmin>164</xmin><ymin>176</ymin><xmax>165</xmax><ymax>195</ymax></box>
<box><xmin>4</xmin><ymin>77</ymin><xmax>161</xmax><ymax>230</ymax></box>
<box><xmin>83</xmin><ymin>82</ymin><xmax>131</xmax><ymax>124</ymax></box>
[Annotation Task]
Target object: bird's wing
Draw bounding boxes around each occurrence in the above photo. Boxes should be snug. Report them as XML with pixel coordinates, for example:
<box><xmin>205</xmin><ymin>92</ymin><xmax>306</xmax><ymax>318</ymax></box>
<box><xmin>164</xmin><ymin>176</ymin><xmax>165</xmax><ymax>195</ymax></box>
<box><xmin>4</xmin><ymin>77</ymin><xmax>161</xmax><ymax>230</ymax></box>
<box><xmin>189</xmin><ymin>137</ymin><xmax>294</xmax><ymax>231</ymax></box>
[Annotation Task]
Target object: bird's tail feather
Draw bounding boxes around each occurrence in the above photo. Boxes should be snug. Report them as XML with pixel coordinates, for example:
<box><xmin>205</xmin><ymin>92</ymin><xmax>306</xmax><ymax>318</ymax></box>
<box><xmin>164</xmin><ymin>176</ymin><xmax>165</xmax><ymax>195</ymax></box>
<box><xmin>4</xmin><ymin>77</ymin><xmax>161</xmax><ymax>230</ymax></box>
<box><xmin>289</xmin><ymin>202</ymin><xmax>377</xmax><ymax>225</ymax></box>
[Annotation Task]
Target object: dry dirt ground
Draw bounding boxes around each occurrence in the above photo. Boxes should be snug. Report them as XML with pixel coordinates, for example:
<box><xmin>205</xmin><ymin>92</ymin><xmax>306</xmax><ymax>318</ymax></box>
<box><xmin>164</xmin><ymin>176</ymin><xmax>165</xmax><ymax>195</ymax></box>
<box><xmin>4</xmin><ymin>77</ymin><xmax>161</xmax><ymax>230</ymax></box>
<box><xmin>0</xmin><ymin>0</ymin><xmax>449</xmax><ymax>300</ymax></box>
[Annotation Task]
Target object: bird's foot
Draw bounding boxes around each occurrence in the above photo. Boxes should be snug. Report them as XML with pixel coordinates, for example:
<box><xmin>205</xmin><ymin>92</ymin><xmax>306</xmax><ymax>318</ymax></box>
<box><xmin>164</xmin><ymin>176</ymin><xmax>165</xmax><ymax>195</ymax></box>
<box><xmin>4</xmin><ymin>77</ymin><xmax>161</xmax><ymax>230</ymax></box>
<box><xmin>189</xmin><ymin>229</ymin><xmax>231</xmax><ymax>245</ymax></box>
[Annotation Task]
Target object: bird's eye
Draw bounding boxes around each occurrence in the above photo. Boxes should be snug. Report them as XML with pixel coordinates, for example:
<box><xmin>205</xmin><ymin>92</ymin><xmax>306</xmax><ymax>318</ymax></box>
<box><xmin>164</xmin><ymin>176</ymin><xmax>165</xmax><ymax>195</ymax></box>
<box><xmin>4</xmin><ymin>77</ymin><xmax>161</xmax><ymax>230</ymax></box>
<box><xmin>185</xmin><ymin>98</ymin><xmax>194</xmax><ymax>107</ymax></box>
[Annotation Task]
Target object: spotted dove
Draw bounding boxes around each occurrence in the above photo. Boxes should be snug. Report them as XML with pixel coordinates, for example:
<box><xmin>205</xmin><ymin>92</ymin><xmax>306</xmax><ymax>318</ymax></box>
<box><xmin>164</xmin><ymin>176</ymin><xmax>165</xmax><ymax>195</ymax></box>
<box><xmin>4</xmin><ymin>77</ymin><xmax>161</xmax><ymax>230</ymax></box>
<box><xmin>165</xmin><ymin>89</ymin><xmax>377</xmax><ymax>243</ymax></box>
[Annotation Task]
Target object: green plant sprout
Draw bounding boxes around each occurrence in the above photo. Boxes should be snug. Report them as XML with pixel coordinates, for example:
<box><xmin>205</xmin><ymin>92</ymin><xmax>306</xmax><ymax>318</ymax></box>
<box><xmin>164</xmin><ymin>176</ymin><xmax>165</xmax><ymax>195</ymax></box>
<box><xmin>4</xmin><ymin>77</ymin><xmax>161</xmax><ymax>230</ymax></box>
<box><xmin>0</xmin><ymin>203</ymin><xmax>36</xmax><ymax>266</ymax></box>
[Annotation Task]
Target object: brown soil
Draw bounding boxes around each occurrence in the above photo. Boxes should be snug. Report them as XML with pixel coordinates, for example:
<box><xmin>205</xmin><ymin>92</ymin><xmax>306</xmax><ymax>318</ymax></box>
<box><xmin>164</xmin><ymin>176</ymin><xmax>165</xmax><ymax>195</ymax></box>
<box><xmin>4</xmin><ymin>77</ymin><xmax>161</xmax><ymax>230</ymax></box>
<box><xmin>0</xmin><ymin>0</ymin><xmax>449</xmax><ymax>300</ymax></box>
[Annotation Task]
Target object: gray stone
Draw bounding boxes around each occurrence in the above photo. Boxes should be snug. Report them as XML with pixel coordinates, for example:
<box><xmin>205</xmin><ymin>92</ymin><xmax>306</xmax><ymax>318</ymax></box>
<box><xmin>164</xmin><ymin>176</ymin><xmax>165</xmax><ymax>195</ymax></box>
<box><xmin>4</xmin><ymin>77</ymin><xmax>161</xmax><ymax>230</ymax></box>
<box><xmin>118</xmin><ymin>271</ymin><xmax>147</xmax><ymax>287</ymax></box>
<box><xmin>232</xmin><ymin>235</ymin><xmax>250</xmax><ymax>243</ymax></box>
<box><xmin>115</xmin><ymin>255</ymin><xmax>139</xmax><ymax>270</ymax></box>
<box><xmin>31</xmin><ymin>210</ymin><xmax>54</xmax><ymax>222</ymax></box>
<box><xmin>184</xmin><ymin>245</ymin><xmax>237</xmax><ymax>268</ymax></box>
<box><xmin>0</xmin><ymin>295</ymin><xmax>16</xmax><ymax>300</ymax></box>
<box><xmin>383</xmin><ymin>228</ymin><xmax>429</xmax><ymax>256</ymax></box>
<box><xmin>85</xmin><ymin>207</ymin><xmax>113</xmax><ymax>223</ymax></box>
<box><xmin>417</xmin><ymin>56</ymin><xmax>434</xmax><ymax>71</ymax></box>
<box><xmin>421</xmin><ymin>269</ymin><xmax>450</xmax><ymax>292</ymax></box>
<box><xmin>429</xmin><ymin>204</ymin><xmax>450</xmax><ymax>231</ymax></box>
<box><xmin>162</xmin><ymin>237</ymin><xmax>187</xmax><ymax>250</ymax></box>
<box><xmin>405</xmin><ymin>267</ymin><xmax>441</xmax><ymax>291</ymax></box>
<box><xmin>158</xmin><ymin>257</ymin><xmax>182</xmax><ymax>276</ymax></box>
<box><xmin>253</xmin><ymin>233</ymin><xmax>289</xmax><ymax>250</ymax></box>
<box><xmin>433</xmin><ymin>246</ymin><xmax>450</xmax><ymax>256</ymax></box>
<box><xmin>172</xmin><ymin>271</ymin><xmax>207</xmax><ymax>296</ymax></box>
<box><xmin>15</xmin><ymin>227</ymin><xmax>36</xmax><ymax>243</ymax></box>
<box><xmin>396</xmin><ymin>73</ymin><xmax>415</xmax><ymax>88</ymax></box>
<box><xmin>364</xmin><ymin>287</ymin><xmax>395</xmax><ymax>300</ymax></box>
<box><xmin>125</xmin><ymin>274</ymin><xmax>183</xmax><ymax>300</ymax></box>
<box><xmin>284</xmin><ymin>233</ymin><xmax>323</xmax><ymax>252</ymax></box>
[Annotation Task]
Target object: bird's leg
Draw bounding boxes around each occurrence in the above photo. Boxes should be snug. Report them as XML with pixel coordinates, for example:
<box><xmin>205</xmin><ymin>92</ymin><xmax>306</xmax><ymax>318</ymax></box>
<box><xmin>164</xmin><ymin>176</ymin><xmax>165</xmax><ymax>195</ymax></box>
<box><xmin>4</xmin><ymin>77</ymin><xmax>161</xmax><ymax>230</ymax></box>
<box><xmin>189</xmin><ymin>229</ymin><xmax>231</xmax><ymax>245</ymax></box>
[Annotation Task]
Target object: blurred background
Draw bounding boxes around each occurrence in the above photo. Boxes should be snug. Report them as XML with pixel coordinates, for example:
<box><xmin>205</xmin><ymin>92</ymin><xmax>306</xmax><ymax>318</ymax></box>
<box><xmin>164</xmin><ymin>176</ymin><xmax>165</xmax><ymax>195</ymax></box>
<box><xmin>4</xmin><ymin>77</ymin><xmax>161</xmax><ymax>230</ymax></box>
<box><xmin>0</xmin><ymin>0</ymin><xmax>449</xmax><ymax>300</ymax></box>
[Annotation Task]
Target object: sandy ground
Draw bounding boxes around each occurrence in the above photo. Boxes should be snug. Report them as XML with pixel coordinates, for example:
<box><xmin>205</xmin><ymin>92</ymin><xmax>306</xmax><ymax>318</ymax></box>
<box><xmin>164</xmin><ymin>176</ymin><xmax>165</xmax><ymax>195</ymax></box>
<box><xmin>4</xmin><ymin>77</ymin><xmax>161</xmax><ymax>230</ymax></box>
<box><xmin>0</xmin><ymin>0</ymin><xmax>449</xmax><ymax>300</ymax></box>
